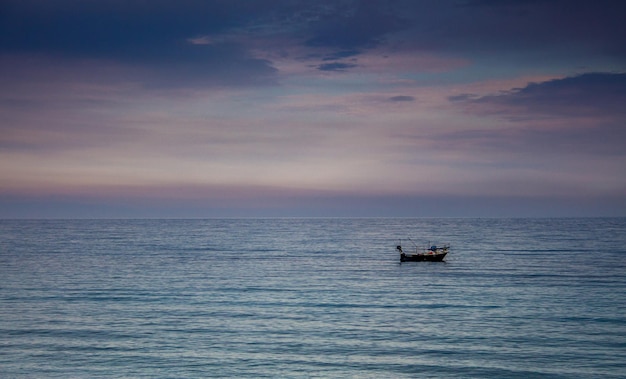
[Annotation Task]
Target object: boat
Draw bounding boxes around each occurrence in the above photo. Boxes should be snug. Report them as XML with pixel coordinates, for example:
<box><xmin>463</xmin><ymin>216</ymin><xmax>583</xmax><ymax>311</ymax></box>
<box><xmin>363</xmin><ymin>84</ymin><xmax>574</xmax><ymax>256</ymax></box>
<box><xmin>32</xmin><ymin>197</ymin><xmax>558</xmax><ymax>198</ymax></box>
<box><xmin>396</xmin><ymin>241</ymin><xmax>449</xmax><ymax>262</ymax></box>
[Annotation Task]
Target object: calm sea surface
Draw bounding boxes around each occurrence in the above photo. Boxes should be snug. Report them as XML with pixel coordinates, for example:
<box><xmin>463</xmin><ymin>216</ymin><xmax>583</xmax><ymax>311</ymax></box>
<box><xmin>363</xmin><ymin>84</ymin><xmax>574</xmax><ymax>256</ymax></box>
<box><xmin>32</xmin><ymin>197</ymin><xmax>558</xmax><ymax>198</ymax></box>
<box><xmin>1</xmin><ymin>218</ymin><xmax>625</xmax><ymax>378</ymax></box>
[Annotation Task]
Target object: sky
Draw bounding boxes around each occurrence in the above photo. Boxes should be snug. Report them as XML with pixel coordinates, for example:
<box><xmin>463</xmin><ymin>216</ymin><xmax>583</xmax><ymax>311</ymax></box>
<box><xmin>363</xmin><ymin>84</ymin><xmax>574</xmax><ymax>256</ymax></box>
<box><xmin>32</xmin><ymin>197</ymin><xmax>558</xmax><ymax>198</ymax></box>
<box><xmin>1</xmin><ymin>0</ymin><xmax>625</xmax><ymax>218</ymax></box>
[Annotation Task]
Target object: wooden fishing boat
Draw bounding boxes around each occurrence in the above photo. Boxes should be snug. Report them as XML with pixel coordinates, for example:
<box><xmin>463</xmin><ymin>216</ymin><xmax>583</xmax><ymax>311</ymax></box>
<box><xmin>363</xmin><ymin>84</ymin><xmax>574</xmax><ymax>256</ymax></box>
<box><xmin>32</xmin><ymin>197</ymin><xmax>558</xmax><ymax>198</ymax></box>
<box><xmin>397</xmin><ymin>242</ymin><xmax>449</xmax><ymax>262</ymax></box>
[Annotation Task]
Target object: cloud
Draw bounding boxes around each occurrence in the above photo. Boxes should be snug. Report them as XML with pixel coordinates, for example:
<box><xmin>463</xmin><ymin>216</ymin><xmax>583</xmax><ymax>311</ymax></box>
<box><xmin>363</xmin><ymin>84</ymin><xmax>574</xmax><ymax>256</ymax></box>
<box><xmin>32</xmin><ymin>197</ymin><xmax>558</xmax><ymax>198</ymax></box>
<box><xmin>443</xmin><ymin>72</ymin><xmax>626</xmax><ymax>157</ymax></box>
<box><xmin>388</xmin><ymin>95</ymin><xmax>415</xmax><ymax>102</ymax></box>
<box><xmin>142</xmin><ymin>43</ymin><xmax>278</xmax><ymax>88</ymax></box>
<box><xmin>461</xmin><ymin>72</ymin><xmax>626</xmax><ymax>118</ymax></box>
<box><xmin>304</xmin><ymin>2</ymin><xmax>408</xmax><ymax>49</ymax></box>
<box><xmin>2</xmin><ymin>1</ymin><xmax>624</xmax><ymax>87</ymax></box>
<box><xmin>322</xmin><ymin>50</ymin><xmax>362</xmax><ymax>61</ymax></box>
<box><xmin>447</xmin><ymin>93</ymin><xmax>479</xmax><ymax>102</ymax></box>
<box><xmin>0</xmin><ymin>1</ymin><xmax>280</xmax><ymax>88</ymax></box>
<box><xmin>338</xmin><ymin>0</ymin><xmax>626</xmax><ymax>64</ymax></box>
<box><xmin>187</xmin><ymin>36</ymin><xmax>215</xmax><ymax>46</ymax></box>
<box><xmin>316</xmin><ymin>62</ymin><xmax>358</xmax><ymax>72</ymax></box>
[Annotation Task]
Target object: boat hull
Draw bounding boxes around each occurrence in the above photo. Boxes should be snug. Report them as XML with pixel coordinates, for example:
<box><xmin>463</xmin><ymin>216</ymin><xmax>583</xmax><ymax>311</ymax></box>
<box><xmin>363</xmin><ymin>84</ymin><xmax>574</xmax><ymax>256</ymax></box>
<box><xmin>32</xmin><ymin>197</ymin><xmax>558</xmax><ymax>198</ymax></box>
<box><xmin>400</xmin><ymin>252</ymin><xmax>447</xmax><ymax>262</ymax></box>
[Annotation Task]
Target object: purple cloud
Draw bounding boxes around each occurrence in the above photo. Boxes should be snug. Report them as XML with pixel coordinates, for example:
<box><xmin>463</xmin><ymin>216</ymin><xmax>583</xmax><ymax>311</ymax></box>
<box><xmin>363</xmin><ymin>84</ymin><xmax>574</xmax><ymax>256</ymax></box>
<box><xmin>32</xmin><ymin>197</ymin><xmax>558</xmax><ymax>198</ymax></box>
<box><xmin>463</xmin><ymin>72</ymin><xmax>626</xmax><ymax>118</ymax></box>
<box><xmin>322</xmin><ymin>50</ymin><xmax>362</xmax><ymax>61</ymax></box>
<box><xmin>317</xmin><ymin>62</ymin><xmax>358</xmax><ymax>72</ymax></box>
<box><xmin>444</xmin><ymin>72</ymin><xmax>626</xmax><ymax>156</ymax></box>
<box><xmin>2</xmin><ymin>1</ymin><xmax>625</xmax><ymax>86</ymax></box>
<box><xmin>304</xmin><ymin>2</ymin><xmax>408</xmax><ymax>49</ymax></box>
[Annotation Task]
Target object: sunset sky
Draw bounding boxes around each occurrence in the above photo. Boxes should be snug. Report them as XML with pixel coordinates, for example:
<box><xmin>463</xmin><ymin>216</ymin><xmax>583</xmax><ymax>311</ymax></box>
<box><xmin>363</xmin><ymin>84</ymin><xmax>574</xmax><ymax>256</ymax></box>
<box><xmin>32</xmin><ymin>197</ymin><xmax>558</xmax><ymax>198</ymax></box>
<box><xmin>1</xmin><ymin>0</ymin><xmax>625</xmax><ymax>218</ymax></box>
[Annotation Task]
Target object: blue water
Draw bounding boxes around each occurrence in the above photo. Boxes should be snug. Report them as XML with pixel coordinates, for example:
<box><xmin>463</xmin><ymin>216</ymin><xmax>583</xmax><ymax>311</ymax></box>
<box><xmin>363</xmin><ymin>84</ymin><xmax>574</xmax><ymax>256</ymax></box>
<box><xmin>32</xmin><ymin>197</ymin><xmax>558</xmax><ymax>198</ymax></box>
<box><xmin>1</xmin><ymin>218</ymin><xmax>625</xmax><ymax>378</ymax></box>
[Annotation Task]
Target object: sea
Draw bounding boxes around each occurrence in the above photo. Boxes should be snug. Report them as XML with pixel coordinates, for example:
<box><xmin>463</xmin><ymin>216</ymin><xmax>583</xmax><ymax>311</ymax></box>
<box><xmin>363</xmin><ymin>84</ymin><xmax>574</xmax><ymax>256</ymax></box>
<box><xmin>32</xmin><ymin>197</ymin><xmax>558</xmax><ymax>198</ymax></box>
<box><xmin>1</xmin><ymin>218</ymin><xmax>625</xmax><ymax>378</ymax></box>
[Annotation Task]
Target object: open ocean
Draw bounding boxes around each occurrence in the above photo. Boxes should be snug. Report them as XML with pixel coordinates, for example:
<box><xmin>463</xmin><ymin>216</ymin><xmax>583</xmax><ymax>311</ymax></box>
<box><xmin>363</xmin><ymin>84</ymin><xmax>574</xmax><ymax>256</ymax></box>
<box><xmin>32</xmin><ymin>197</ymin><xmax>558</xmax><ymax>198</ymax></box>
<box><xmin>1</xmin><ymin>218</ymin><xmax>625</xmax><ymax>378</ymax></box>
